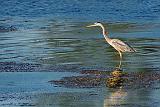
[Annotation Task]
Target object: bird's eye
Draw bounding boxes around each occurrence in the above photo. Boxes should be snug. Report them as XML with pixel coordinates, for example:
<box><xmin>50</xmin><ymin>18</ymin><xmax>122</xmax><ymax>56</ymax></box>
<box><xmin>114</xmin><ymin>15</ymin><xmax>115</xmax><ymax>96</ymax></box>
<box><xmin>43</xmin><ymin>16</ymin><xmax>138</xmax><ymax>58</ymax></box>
<box><xmin>94</xmin><ymin>22</ymin><xmax>99</xmax><ymax>25</ymax></box>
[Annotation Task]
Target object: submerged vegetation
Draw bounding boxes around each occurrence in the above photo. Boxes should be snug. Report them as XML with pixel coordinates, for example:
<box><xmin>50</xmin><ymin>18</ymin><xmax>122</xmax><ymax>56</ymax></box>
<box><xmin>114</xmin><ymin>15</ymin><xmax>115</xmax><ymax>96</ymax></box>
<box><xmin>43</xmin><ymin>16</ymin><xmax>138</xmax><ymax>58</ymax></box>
<box><xmin>50</xmin><ymin>69</ymin><xmax>160</xmax><ymax>89</ymax></box>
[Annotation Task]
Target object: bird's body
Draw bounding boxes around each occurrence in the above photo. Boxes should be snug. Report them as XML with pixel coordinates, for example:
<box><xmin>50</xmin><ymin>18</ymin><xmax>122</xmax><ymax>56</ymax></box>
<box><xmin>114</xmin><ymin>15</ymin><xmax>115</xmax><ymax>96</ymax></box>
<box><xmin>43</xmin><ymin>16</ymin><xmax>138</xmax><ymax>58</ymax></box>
<box><xmin>109</xmin><ymin>39</ymin><xmax>135</xmax><ymax>53</ymax></box>
<box><xmin>87</xmin><ymin>22</ymin><xmax>136</xmax><ymax>68</ymax></box>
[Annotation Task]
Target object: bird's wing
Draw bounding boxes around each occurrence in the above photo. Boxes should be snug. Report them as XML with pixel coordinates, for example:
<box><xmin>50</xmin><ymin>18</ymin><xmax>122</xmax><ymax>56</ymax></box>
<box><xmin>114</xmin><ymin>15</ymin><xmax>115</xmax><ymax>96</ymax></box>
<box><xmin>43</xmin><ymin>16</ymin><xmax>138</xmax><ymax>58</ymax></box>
<box><xmin>111</xmin><ymin>39</ymin><xmax>136</xmax><ymax>52</ymax></box>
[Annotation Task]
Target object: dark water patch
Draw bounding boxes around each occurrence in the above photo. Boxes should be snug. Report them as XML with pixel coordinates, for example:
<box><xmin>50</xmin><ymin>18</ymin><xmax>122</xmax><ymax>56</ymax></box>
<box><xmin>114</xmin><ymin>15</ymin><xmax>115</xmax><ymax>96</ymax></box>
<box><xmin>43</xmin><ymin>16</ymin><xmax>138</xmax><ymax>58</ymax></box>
<box><xmin>0</xmin><ymin>62</ymin><xmax>84</xmax><ymax>72</ymax></box>
<box><xmin>51</xmin><ymin>76</ymin><xmax>103</xmax><ymax>88</ymax></box>
<box><xmin>0</xmin><ymin>25</ymin><xmax>17</xmax><ymax>32</ymax></box>
<box><xmin>1</xmin><ymin>103</ymin><xmax>36</xmax><ymax>107</ymax></box>
<box><xmin>18</xmin><ymin>103</ymin><xmax>36</xmax><ymax>106</ymax></box>
<box><xmin>0</xmin><ymin>62</ymin><xmax>41</xmax><ymax>72</ymax></box>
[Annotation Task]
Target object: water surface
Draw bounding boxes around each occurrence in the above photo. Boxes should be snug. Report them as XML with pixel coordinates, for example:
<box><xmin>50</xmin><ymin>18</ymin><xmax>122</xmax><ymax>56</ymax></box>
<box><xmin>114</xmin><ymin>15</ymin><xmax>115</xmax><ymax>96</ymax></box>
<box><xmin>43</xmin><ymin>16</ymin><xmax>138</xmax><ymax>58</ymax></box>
<box><xmin>0</xmin><ymin>0</ymin><xmax>160</xmax><ymax>107</ymax></box>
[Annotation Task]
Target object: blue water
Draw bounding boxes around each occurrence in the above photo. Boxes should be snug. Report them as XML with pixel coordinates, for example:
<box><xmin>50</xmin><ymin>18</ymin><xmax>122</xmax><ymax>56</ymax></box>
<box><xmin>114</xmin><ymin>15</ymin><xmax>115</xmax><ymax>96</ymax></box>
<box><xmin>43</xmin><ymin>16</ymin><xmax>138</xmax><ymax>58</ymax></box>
<box><xmin>1</xmin><ymin>0</ymin><xmax>160</xmax><ymax>22</ymax></box>
<box><xmin>0</xmin><ymin>0</ymin><xmax>160</xmax><ymax>107</ymax></box>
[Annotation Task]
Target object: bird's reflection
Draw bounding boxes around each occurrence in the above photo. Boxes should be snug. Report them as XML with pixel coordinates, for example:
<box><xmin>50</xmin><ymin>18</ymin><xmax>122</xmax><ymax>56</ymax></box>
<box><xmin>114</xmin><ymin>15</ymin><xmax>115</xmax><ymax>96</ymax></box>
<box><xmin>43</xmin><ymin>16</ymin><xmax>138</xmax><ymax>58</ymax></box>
<box><xmin>117</xmin><ymin>58</ymin><xmax>122</xmax><ymax>69</ymax></box>
<box><xmin>104</xmin><ymin>87</ymin><xmax>127</xmax><ymax>107</ymax></box>
<box><xmin>104</xmin><ymin>66</ymin><xmax>128</xmax><ymax>106</ymax></box>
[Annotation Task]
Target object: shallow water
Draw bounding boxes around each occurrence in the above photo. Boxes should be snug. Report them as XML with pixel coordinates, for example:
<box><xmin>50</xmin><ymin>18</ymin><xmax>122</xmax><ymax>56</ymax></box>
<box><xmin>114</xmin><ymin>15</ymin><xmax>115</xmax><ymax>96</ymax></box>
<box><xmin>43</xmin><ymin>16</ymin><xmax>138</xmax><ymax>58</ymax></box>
<box><xmin>0</xmin><ymin>0</ymin><xmax>160</xmax><ymax>107</ymax></box>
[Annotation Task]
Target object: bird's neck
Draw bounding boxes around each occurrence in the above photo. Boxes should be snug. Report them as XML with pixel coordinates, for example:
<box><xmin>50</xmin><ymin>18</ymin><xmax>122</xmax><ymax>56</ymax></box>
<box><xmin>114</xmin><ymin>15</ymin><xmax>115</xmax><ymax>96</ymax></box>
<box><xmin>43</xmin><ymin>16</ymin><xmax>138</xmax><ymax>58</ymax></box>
<box><xmin>100</xmin><ymin>24</ymin><xmax>111</xmax><ymax>42</ymax></box>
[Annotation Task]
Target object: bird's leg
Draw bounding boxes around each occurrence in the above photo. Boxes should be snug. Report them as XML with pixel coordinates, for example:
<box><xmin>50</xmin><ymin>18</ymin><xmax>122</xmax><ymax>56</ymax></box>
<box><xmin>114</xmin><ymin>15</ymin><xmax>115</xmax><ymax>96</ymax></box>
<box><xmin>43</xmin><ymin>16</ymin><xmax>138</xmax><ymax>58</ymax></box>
<box><xmin>118</xmin><ymin>52</ymin><xmax>122</xmax><ymax>69</ymax></box>
<box><xmin>115</xmin><ymin>51</ymin><xmax>122</xmax><ymax>70</ymax></box>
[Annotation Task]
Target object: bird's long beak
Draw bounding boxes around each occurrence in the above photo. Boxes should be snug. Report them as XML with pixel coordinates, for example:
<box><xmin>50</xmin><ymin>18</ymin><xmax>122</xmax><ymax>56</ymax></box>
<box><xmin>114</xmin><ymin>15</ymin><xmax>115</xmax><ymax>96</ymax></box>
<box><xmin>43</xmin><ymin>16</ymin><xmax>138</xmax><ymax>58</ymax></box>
<box><xmin>86</xmin><ymin>24</ymin><xmax>97</xmax><ymax>27</ymax></box>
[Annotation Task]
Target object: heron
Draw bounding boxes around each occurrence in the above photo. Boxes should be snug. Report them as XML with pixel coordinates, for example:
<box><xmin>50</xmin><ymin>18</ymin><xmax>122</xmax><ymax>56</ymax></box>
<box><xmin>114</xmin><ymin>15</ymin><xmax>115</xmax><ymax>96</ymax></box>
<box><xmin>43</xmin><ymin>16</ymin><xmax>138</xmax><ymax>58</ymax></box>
<box><xmin>86</xmin><ymin>22</ymin><xmax>136</xmax><ymax>68</ymax></box>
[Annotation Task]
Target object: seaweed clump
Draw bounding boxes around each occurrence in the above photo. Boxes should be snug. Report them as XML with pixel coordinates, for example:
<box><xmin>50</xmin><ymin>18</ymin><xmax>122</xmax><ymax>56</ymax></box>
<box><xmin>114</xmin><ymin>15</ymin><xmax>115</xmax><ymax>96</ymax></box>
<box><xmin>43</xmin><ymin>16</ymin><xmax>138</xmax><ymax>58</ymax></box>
<box><xmin>106</xmin><ymin>69</ymin><xmax>127</xmax><ymax>88</ymax></box>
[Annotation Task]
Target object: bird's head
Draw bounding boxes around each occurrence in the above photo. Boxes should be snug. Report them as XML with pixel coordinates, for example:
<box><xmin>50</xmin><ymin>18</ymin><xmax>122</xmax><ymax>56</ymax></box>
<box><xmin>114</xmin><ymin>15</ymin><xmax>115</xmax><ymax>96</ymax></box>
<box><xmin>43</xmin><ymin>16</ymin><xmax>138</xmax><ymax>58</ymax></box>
<box><xmin>86</xmin><ymin>22</ymin><xmax>103</xmax><ymax>27</ymax></box>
